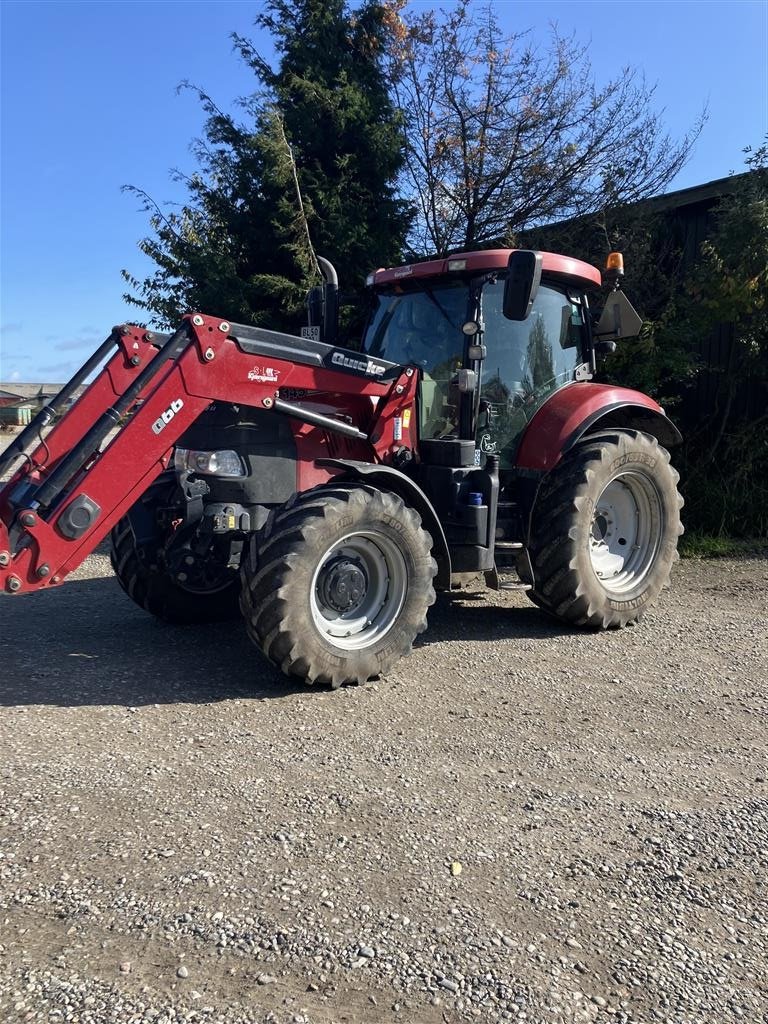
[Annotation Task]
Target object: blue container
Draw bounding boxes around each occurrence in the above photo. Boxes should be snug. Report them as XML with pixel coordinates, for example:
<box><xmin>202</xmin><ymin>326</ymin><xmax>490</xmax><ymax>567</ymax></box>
<box><xmin>468</xmin><ymin>491</ymin><xmax>483</xmax><ymax>507</ymax></box>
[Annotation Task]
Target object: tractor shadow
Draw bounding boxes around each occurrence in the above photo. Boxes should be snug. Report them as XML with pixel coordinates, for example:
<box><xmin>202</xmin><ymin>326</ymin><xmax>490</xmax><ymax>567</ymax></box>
<box><xmin>0</xmin><ymin>576</ymin><xmax>304</xmax><ymax>709</ymax></box>
<box><xmin>419</xmin><ymin>590</ymin><xmax>575</xmax><ymax>646</ymax></box>
<box><xmin>1</xmin><ymin>579</ymin><xmax>575</xmax><ymax>709</ymax></box>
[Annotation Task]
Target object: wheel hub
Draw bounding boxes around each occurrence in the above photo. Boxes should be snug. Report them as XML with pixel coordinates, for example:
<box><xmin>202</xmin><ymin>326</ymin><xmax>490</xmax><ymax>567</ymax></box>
<box><xmin>591</xmin><ymin>511</ymin><xmax>611</xmax><ymax>543</ymax></box>
<box><xmin>318</xmin><ymin>556</ymin><xmax>368</xmax><ymax>614</ymax></box>
<box><xmin>164</xmin><ymin>542</ymin><xmax>233</xmax><ymax>594</ymax></box>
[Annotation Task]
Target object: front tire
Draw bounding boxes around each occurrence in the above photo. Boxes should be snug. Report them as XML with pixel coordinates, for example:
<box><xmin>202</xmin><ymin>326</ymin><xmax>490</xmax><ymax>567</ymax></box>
<box><xmin>110</xmin><ymin>484</ymin><xmax>241</xmax><ymax>624</ymax></box>
<box><xmin>240</xmin><ymin>484</ymin><xmax>437</xmax><ymax>687</ymax></box>
<box><xmin>528</xmin><ymin>430</ymin><xmax>683</xmax><ymax>628</ymax></box>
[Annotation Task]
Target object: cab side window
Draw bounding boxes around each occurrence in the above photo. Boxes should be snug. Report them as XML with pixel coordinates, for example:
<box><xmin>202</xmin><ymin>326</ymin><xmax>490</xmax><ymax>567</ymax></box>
<box><xmin>477</xmin><ymin>281</ymin><xmax>587</xmax><ymax>464</ymax></box>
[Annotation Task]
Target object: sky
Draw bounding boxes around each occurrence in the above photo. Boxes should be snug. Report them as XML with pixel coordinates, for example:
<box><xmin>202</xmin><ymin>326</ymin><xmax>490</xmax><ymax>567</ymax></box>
<box><xmin>1</xmin><ymin>0</ymin><xmax>766</xmax><ymax>384</ymax></box>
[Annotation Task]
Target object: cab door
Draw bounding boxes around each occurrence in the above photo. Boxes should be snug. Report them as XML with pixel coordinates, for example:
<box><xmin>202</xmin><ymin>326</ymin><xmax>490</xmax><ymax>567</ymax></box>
<box><xmin>477</xmin><ymin>280</ymin><xmax>589</xmax><ymax>466</ymax></box>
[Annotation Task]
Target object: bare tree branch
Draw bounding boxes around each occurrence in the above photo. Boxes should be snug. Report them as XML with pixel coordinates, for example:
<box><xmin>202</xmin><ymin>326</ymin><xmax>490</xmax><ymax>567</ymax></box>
<box><xmin>386</xmin><ymin>2</ymin><xmax>705</xmax><ymax>256</ymax></box>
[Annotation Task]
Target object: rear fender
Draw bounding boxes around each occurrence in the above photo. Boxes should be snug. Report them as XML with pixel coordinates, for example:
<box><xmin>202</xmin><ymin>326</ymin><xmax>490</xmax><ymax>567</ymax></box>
<box><xmin>513</xmin><ymin>383</ymin><xmax>682</xmax><ymax>550</ymax></box>
<box><xmin>515</xmin><ymin>383</ymin><xmax>681</xmax><ymax>474</ymax></box>
<box><xmin>316</xmin><ymin>458</ymin><xmax>451</xmax><ymax>590</ymax></box>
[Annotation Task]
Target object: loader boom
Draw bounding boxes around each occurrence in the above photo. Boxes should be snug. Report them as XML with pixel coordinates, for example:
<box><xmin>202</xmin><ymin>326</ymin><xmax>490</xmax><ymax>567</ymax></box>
<box><xmin>0</xmin><ymin>313</ymin><xmax>417</xmax><ymax>595</ymax></box>
<box><xmin>0</xmin><ymin>327</ymin><xmax>164</xmax><ymax>495</ymax></box>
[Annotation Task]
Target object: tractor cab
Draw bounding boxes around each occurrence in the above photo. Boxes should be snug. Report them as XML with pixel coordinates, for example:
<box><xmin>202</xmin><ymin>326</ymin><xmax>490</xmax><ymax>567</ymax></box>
<box><xmin>360</xmin><ymin>250</ymin><xmax>602</xmax><ymax>470</ymax></box>
<box><xmin>352</xmin><ymin>249</ymin><xmax>656</xmax><ymax>579</ymax></box>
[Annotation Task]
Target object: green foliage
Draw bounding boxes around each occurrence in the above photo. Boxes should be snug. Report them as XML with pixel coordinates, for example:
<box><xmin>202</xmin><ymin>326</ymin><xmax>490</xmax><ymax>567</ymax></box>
<box><xmin>679</xmin><ymin>143</ymin><xmax>768</xmax><ymax>369</ymax></box>
<box><xmin>235</xmin><ymin>0</ymin><xmax>412</xmax><ymax>290</ymax></box>
<box><xmin>680</xmin><ymin>531</ymin><xmax>768</xmax><ymax>559</ymax></box>
<box><xmin>665</xmin><ymin>143</ymin><xmax>768</xmax><ymax>537</ymax></box>
<box><xmin>525</xmin><ymin>141</ymin><xmax>768</xmax><ymax>538</ymax></box>
<box><xmin>680</xmin><ymin>416</ymin><xmax>768</xmax><ymax>537</ymax></box>
<box><xmin>123</xmin><ymin>0</ymin><xmax>411</xmax><ymax>334</ymax></box>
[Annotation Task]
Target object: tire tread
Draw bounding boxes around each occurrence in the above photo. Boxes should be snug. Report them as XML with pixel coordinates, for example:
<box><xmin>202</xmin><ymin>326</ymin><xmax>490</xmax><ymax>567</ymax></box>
<box><xmin>241</xmin><ymin>483</ymin><xmax>436</xmax><ymax>687</ymax></box>
<box><xmin>528</xmin><ymin>430</ymin><xmax>683</xmax><ymax>629</ymax></box>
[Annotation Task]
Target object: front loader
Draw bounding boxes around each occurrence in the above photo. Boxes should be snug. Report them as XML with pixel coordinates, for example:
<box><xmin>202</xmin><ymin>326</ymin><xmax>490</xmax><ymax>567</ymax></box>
<box><xmin>0</xmin><ymin>249</ymin><xmax>683</xmax><ymax>687</ymax></box>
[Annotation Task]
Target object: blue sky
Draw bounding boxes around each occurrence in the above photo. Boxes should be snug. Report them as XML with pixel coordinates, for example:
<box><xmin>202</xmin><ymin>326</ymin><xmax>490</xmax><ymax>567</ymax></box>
<box><xmin>1</xmin><ymin>0</ymin><xmax>766</xmax><ymax>383</ymax></box>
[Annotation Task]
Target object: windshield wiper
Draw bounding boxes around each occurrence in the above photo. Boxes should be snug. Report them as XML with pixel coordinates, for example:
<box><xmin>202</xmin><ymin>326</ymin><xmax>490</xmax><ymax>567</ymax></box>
<box><xmin>420</xmin><ymin>285</ymin><xmax>457</xmax><ymax>328</ymax></box>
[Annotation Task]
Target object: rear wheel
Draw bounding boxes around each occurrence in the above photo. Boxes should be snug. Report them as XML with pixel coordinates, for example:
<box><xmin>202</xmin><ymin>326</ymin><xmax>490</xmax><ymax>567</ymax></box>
<box><xmin>528</xmin><ymin>430</ymin><xmax>683</xmax><ymax>628</ymax></box>
<box><xmin>110</xmin><ymin>483</ymin><xmax>240</xmax><ymax>624</ymax></box>
<box><xmin>240</xmin><ymin>484</ymin><xmax>436</xmax><ymax>686</ymax></box>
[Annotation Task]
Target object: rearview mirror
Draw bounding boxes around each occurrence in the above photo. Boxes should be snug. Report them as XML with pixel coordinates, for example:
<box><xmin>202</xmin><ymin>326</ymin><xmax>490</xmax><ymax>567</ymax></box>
<box><xmin>305</xmin><ymin>257</ymin><xmax>339</xmax><ymax>345</ymax></box>
<box><xmin>594</xmin><ymin>290</ymin><xmax>643</xmax><ymax>340</ymax></box>
<box><xmin>503</xmin><ymin>250</ymin><xmax>543</xmax><ymax>321</ymax></box>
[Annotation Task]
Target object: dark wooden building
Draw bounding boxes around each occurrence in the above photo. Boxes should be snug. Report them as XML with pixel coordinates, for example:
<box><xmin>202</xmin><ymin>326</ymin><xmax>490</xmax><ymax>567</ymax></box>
<box><xmin>635</xmin><ymin>172</ymin><xmax>765</xmax><ymax>427</ymax></box>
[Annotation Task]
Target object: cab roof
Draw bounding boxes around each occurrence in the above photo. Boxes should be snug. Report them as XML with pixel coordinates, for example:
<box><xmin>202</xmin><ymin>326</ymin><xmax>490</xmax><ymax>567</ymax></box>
<box><xmin>371</xmin><ymin>249</ymin><xmax>603</xmax><ymax>291</ymax></box>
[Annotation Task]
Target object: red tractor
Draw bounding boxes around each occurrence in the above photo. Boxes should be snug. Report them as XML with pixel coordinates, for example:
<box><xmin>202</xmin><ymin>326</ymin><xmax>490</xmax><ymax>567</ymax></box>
<box><xmin>0</xmin><ymin>249</ymin><xmax>683</xmax><ymax>686</ymax></box>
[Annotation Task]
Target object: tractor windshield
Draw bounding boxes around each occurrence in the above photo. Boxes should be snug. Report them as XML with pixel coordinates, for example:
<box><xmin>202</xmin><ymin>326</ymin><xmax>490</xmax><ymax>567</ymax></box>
<box><xmin>363</xmin><ymin>281</ymin><xmax>468</xmax><ymax>439</ymax></box>
<box><xmin>362</xmin><ymin>276</ymin><xmax>587</xmax><ymax>453</ymax></box>
<box><xmin>477</xmin><ymin>278</ymin><xmax>587</xmax><ymax>464</ymax></box>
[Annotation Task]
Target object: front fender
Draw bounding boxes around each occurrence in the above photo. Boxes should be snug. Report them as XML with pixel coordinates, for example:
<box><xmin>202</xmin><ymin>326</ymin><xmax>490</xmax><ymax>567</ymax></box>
<box><xmin>514</xmin><ymin>383</ymin><xmax>682</xmax><ymax>473</ymax></box>
<box><xmin>316</xmin><ymin>458</ymin><xmax>451</xmax><ymax>590</ymax></box>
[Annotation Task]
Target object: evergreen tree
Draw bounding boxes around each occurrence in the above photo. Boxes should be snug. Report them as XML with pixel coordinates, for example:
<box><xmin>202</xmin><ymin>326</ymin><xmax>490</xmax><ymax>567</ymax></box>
<box><xmin>123</xmin><ymin>0</ymin><xmax>411</xmax><ymax>334</ymax></box>
<box><xmin>525</xmin><ymin>318</ymin><xmax>556</xmax><ymax>393</ymax></box>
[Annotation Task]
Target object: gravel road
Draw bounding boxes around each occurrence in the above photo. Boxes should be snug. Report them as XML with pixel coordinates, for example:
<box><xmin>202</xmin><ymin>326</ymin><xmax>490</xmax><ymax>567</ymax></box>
<box><xmin>1</xmin><ymin>553</ymin><xmax>766</xmax><ymax>1024</ymax></box>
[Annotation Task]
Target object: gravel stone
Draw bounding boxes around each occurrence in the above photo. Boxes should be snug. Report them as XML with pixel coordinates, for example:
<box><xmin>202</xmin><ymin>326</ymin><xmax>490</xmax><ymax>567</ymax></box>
<box><xmin>1</xmin><ymin>552</ymin><xmax>766</xmax><ymax>1023</ymax></box>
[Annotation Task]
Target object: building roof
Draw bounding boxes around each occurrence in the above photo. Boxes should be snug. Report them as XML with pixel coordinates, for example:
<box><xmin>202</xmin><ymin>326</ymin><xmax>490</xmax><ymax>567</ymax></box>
<box><xmin>629</xmin><ymin>171</ymin><xmax>753</xmax><ymax>215</ymax></box>
<box><xmin>0</xmin><ymin>383</ymin><xmax>66</xmax><ymax>401</ymax></box>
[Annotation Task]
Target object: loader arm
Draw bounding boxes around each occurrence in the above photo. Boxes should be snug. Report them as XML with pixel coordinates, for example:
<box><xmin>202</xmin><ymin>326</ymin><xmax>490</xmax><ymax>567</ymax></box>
<box><xmin>0</xmin><ymin>313</ymin><xmax>418</xmax><ymax>595</ymax></box>
<box><xmin>0</xmin><ymin>327</ymin><xmax>165</xmax><ymax>512</ymax></box>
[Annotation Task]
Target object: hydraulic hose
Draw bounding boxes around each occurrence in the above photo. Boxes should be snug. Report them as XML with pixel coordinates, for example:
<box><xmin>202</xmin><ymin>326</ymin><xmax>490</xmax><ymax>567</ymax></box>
<box><xmin>0</xmin><ymin>332</ymin><xmax>119</xmax><ymax>479</ymax></box>
<box><xmin>32</xmin><ymin>323</ymin><xmax>191</xmax><ymax>512</ymax></box>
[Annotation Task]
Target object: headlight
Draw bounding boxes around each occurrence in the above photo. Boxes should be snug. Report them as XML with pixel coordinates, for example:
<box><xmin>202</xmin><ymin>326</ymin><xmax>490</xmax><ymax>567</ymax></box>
<box><xmin>174</xmin><ymin>448</ymin><xmax>245</xmax><ymax>477</ymax></box>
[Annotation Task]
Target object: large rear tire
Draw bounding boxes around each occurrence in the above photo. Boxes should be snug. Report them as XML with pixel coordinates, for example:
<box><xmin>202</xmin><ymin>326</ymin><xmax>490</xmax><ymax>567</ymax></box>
<box><xmin>528</xmin><ymin>430</ymin><xmax>683</xmax><ymax>628</ymax></box>
<box><xmin>110</xmin><ymin>485</ymin><xmax>240</xmax><ymax>624</ymax></box>
<box><xmin>240</xmin><ymin>484</ymin><xmax>437</xmax><ymax>687</ymax></box>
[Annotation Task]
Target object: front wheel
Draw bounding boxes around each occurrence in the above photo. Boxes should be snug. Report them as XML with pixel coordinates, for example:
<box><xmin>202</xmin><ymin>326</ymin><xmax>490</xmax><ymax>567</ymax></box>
<box><xmin>240</xmin><ymin>484</ymin><xmax>437</xmax><ymax>687</ymax></box>
<box><xmin>110</xmin><ymin>482</ymin><xmax>241</xmax><ymax>624</ymax></box>
<box><xmin>528</xmin><ymin>430</ymin><xmax>683</xmax><ymax>628</ymax></box>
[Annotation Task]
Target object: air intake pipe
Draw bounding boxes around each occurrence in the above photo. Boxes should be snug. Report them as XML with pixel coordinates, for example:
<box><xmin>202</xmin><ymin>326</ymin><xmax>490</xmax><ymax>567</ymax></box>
<box><xmin>318</xmin><ymin>256</ymin><xmax>339</xmax><ymax>348</ymax></box>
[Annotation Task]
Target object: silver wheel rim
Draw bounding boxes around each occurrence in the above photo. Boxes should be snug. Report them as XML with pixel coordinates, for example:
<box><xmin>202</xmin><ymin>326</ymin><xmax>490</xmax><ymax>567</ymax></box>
<box><xmin>310</xmin><ymin>531</ymin><xmax>407</xmax><ymax>651</ymax></box>
<box><xmin>589</xmin><ymin>471</ymin><xmax>663</xmax><ymax>594</ymax></box>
